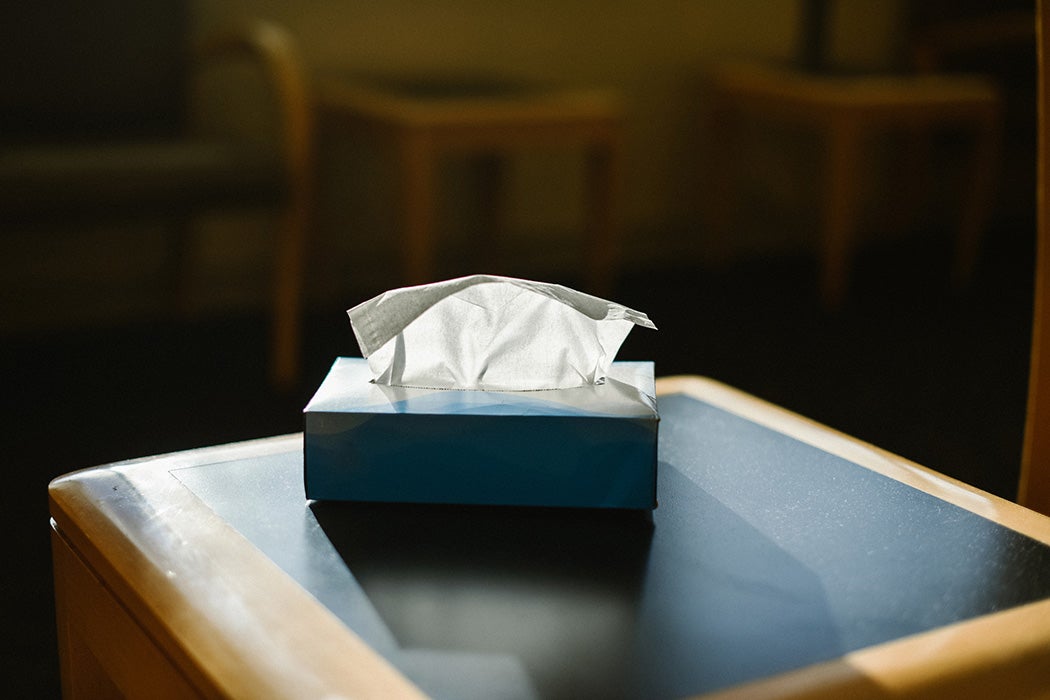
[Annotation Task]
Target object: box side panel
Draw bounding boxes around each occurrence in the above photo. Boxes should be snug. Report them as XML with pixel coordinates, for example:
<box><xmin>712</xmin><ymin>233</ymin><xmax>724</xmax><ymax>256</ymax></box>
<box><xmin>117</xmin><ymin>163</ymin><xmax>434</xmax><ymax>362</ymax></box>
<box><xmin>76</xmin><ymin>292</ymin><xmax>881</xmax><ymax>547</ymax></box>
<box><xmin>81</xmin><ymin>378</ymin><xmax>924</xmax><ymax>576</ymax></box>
<box><xmin>304</xmin><ymin>413</ymin><xmax>657</xmax><ymax>509</ymax></box>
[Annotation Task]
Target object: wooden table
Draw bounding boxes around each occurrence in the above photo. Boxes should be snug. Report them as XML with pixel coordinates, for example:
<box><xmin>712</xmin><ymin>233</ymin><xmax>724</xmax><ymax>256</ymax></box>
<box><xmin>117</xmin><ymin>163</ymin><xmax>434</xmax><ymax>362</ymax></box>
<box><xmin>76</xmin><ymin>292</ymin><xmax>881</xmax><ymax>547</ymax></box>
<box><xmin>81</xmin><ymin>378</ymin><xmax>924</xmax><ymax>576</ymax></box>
<box><xmin>316</xmin><ymin>75</ymin><xmax>625</xmax><ymax>294</ymax></box>
<box><xmin>50</xmin><ymin>377</ymin><xmax>1050</xmax><ymax>699</ymax></box>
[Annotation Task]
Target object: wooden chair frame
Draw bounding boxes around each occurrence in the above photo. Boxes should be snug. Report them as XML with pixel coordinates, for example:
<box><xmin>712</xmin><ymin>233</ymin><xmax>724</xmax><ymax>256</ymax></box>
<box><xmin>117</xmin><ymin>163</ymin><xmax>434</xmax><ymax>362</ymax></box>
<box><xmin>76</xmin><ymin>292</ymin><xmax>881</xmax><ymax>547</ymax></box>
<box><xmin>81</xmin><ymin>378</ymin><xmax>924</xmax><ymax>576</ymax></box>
<box><xmin>197</xmin><ymin>20</ymin><xmax>314</xmax><ymax>388</ymax></box>
<box><xmin>1021</xmin><ymin>2</ymin><xmax>1050</xmax><ymax>516</ymax></box>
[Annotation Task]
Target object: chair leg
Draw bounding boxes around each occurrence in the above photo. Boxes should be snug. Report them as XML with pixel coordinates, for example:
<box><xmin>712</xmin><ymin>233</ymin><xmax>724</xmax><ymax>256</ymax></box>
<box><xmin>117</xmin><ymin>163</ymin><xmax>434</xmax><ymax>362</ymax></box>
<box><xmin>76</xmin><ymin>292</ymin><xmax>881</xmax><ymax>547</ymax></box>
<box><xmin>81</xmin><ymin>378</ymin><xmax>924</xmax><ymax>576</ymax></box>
<box><xmin>399</xmin><ymin>131</ymin><xmax>437</xmax><ymax>285</ymax></box>
<box><xmin>270</xmin><ymin>176</ymin><xmax>312</xmax><ymax>389</ymax></box>
<box><xmin>584</xmin><ymin>131</ymin><xmax>624</xmax><ymax>297</ymax></box>
<box><xmin>270</xmin><ymin>214</ymin><xmax>303</xmax><ymax>389</ymax></box>
<box><xmin>702</xmin><ymin>94</ymin><xmax>741</xmax><ymax>266</ymax></box>
<box><xmin>821</xmin><ymin>119</ymin><xmax>864</xmax><ymax>309</ymax></box>
<box><xmin>475</xmin><ymin>153</ymin><xmax>506</xmax><ymax>275</ymax></box>
<box><xmin>166</xmin><ymin>217</ymin><xmax>195</xmax><ymax>317</ymax></box>
<box><xmin>886</xmin><ymin>129</ymin><xmax>933</xmax><ymax>238</ymax></box>
<box><xmin>951</xmin><ymin>115</ymin><xmax>1001</xmax><ymax>289</ymax></box>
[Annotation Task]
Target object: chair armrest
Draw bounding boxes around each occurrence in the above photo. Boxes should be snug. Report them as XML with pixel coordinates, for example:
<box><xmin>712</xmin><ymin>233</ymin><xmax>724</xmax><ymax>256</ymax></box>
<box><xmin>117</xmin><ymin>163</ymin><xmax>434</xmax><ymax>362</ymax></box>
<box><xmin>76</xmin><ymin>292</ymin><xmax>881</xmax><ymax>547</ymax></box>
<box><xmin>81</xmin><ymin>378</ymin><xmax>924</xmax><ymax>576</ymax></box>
<box><xmin>194</xmin><ymin>20</ymin><xmax>312</xmax><ymax>199</ymax></box>
<box><xmin>193</xmin><ymin>20</ymin><xmax>315</xmax><ymax>390</ymax></box>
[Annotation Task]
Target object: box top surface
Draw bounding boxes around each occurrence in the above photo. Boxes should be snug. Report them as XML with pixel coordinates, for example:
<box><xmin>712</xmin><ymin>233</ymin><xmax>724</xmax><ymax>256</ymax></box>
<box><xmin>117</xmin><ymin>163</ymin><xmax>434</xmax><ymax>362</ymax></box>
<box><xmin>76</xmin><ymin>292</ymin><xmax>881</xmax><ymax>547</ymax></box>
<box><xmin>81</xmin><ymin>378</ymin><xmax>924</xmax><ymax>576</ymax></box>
<box><xmin>304</xmin><ymin>357</ymin><xmax>658</xmax><ymax>418</ymax></box>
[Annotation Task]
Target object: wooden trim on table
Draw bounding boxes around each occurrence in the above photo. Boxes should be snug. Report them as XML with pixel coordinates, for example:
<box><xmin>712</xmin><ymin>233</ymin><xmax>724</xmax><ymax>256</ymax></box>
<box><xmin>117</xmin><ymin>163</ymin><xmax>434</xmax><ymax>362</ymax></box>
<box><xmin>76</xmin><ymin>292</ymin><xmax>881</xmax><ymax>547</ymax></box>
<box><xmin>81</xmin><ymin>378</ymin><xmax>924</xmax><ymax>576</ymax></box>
<box><xmin>50</xmin><ymin>378</ymin><xmax>1050</xmax><ymax>699</ymax></box>
<box><xmin>657</xmin><ymin>376</ymin><xmax>1050</xmax><ymax>700</ymax></box>
<box><xmin>49</xmin><ymin>436</ymin><xmax>426</xmax><ymax>700</ymax></box>
<box><xmin>657</xmin><ymin>376</ymin><xmax>1050</xmax><ymax>544</ymax></box>
<box><xmin>52</xmin><ymin>526</ymin><xmax>198</xmax><ymax>699</ymax></box>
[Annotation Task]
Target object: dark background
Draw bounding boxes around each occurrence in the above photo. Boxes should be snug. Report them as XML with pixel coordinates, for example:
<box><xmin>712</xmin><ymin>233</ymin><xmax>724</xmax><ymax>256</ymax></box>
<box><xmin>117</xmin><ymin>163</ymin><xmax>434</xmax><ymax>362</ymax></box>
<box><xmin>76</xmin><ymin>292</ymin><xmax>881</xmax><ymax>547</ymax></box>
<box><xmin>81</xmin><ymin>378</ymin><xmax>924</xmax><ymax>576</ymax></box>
<box><xmin>3</xmin><ymin>222</ymin><xmax>1036</xmax><ymax>697</ymax></box>
<box><xmin>1</xmin><ymin>1</ymin><xmax>1039</xmax><ymax>697</ymax></box>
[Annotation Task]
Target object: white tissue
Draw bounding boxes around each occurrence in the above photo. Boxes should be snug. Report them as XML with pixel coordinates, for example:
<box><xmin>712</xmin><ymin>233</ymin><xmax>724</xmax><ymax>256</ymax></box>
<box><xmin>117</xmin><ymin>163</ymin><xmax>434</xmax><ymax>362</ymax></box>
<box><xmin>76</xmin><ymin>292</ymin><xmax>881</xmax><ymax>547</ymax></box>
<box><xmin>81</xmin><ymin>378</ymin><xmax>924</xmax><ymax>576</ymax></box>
<box><xmin>347</xmin><ymin>275</ymin><xmax>655</xmax><ymax>391</ymax></box>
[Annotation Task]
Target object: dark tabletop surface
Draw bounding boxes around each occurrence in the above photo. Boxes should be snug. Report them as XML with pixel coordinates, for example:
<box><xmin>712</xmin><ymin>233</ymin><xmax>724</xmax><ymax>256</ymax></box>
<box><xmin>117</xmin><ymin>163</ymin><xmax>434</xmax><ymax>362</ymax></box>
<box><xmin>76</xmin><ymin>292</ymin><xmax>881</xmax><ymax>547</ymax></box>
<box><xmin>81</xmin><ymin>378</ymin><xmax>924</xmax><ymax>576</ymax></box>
<box><xmin>170</xmin><ymin>392</ymin><xmax>1050</xmax><ymax>700</ymax></box>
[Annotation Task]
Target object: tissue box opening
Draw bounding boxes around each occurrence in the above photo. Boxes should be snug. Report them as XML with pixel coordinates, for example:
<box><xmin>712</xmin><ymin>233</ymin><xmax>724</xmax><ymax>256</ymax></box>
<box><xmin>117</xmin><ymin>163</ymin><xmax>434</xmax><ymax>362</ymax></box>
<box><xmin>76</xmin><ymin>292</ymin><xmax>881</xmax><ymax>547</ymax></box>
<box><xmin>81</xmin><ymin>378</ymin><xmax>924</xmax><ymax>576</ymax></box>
<box><xmin>304</xmin><ymin>357</ymin><xmax>659</xmax><ymax>509</ymax></box>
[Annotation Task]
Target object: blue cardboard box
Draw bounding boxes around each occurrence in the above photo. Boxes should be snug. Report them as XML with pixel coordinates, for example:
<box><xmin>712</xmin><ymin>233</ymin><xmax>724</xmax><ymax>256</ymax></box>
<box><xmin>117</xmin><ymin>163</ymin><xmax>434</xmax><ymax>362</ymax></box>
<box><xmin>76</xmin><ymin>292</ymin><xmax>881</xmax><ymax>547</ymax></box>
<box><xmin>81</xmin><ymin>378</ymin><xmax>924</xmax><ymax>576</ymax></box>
<box><xmin>304</xmin><ymin>357</ymin><xmax>659</xmax><ymax>509</ymax></box>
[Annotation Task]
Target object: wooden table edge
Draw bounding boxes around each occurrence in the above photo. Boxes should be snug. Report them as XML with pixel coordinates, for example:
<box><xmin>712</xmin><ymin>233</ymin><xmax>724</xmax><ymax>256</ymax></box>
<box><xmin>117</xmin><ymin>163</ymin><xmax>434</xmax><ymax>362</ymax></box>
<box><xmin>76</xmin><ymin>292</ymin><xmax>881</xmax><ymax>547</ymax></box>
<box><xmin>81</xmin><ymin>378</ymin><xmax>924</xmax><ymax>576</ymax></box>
<box><xmin>49</xmin><ymin>435</ymin><xmax>426</xmax><ymax>699</ymax></box>
<box><xmin>656</xmin><ymin>376</ymin><xmax>1050</xmax><ymax>544</ymax></box>
<box><xmin>657</xmin><ymin>376</ymin><xmax>1050</xmax><ymax>700</ymax></box>
<box><xmin>49</xmin><ymin>379</ymin><xmax>1050</xmax><ymax>699</ymax></box>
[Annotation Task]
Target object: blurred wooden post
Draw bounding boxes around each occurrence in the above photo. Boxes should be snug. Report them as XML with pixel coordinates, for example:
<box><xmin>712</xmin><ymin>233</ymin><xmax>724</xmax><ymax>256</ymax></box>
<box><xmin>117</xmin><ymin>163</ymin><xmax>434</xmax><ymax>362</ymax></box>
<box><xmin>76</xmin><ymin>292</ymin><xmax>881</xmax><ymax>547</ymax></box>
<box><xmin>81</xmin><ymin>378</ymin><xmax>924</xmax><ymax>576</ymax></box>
<box><xmin>1021</xmin><ymin>1</ymin><xmax>1050</xmax><ymax>515</ymax></box>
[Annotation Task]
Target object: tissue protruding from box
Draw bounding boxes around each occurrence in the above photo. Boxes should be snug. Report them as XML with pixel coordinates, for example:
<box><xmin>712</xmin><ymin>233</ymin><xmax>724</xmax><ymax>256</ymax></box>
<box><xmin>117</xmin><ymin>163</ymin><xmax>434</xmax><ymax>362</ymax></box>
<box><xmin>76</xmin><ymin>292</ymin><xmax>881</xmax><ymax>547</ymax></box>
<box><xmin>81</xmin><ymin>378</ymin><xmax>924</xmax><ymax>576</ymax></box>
<box><xmin>347</xmin><ymin>275</ymin><xmax>655</xmax><ymax>391</ymax></box>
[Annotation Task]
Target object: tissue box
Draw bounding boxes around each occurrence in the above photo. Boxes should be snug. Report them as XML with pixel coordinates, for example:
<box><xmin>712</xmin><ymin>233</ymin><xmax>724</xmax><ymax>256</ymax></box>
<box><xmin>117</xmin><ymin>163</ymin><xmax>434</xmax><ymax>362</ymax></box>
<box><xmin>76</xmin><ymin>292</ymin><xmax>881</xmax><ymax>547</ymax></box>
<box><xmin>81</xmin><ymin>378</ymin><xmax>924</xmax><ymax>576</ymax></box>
<box><xmin>304</xmin><ymin>357</ymin><xmax>659</xmax><ymax>509</ymax></box>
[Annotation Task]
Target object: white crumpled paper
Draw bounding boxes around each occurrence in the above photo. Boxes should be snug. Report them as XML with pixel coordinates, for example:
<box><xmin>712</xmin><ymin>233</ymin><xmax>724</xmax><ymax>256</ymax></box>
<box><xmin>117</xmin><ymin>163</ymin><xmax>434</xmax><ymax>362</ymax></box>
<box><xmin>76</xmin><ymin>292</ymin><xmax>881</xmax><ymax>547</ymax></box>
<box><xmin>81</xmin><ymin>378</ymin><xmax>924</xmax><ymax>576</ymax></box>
<box><xmin>347</xmin><ymin>274</ymin><xmax>655</xmax><ymax>391</ymax></box>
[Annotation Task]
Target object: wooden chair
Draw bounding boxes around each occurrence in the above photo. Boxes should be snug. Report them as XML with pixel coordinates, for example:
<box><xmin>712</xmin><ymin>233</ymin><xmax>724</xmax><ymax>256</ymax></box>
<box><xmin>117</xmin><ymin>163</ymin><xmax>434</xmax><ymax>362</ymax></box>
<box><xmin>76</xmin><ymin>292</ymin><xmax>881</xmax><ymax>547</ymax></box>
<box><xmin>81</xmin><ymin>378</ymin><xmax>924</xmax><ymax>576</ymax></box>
<box><xmin>0</xmin><ymin>7</ymin><xmax>313</xmax><ymax>388</ymax></box>
<box><xmin>1020</xmin><ymin>1</ymin><xmax>1050</xmax><ymax>517</ymax></box>
<box><xmin>316</xmin><ymin>76</ymin><xmax>624</xmax><ymax>296</ymax></box>
<box><xmin>705</xmin><ymin>64</ymin><xmax>1001</xmax><ymax>308</ymax></box>
<box><xmin>704</xmin><ymin>5</ymin><xmax>1005</xmax><ymax>309</ymax></box>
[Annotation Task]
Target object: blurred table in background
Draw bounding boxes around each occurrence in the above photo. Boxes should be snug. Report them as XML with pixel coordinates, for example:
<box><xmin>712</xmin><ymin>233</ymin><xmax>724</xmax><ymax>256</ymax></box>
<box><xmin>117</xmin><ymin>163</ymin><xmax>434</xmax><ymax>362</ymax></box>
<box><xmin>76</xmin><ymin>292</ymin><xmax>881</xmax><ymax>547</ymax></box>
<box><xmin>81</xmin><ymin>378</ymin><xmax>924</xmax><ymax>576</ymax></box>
<box><xmin>316</xmin><ymin>75</ymin><xmax>625</xmax><ymax>294</ymax></box>
<box><xmin>704</xmin><ymin>61</ymin><xmax>1001</xmax><ymax>308</ymax></box>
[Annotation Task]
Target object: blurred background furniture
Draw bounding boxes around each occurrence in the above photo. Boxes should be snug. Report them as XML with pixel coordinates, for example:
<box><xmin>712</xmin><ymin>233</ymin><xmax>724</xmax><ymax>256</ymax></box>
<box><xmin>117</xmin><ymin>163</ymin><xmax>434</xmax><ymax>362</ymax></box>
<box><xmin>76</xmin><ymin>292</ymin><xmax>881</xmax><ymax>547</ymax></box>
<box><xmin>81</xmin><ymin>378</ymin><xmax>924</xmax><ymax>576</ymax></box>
<box><xmin>706</xmin><ymin>72</ymin><xmax>1000</xmax><ymax>308</ymax></box>
<box><xmin>705</xmin><ymin>2</ymin><xmax>999</xmax><ymax>308</ymax></box>
<box><xmin>703</xmin><ymin>1</ymin><xmax>1016</xmax><ymax>309</ymax></box>
<box><xmin>1021</xmin><ymin>0</ymin><xmax>1050</xmax><ymax>518</ymax></box>
<box><xmin>317</xmin><ymin>76</ymin><xmax>624</xmax><ymax>295</ymax></box>
<box><xmin>47</xmin><ymin>380</ymin><xmax>1050</xmax><ymax>698</ymax></box>
<box><xmin>0</xmin><ymin>5</ymin><xmax>312</xmax><ymax>388</ymax></box>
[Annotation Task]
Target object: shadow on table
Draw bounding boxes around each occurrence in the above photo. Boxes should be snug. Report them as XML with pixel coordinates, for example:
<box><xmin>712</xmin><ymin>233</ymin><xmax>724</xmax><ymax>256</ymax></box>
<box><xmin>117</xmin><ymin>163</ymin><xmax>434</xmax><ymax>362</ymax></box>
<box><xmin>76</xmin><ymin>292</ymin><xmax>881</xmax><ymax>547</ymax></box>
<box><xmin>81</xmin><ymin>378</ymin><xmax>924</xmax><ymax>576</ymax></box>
<box><xmin>309</xmin><ymin>463</ymin><xmax>845</xmax><ymax>699</ymax></box>
<box><xmin>310</xmin><ymin>499</ymin><xmax>654</xmax><ymax>699</ymax></box>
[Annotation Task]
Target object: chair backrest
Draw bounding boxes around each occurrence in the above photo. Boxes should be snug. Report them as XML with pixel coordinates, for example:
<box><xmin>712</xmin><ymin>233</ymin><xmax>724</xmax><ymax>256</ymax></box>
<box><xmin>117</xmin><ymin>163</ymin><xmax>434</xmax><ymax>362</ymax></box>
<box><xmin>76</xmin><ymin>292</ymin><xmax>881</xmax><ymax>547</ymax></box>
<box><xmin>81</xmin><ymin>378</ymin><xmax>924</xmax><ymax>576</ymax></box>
<box><xmin>1020</xmin><ymin>2</ymin><xmax>1050</xmax><ymax>516</ymax></box>
<box><xmin>0</xmin><ymin>2</ymin><xmax>189</xmax><ymax>144</ymax></box>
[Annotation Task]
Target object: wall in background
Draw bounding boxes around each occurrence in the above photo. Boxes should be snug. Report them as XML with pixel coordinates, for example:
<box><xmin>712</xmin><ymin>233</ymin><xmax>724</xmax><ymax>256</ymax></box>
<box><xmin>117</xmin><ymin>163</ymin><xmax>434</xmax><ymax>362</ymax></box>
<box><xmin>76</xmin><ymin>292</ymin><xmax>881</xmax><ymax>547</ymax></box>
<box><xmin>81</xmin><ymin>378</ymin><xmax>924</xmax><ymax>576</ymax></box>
<box><xmin>2</xmin><ymin>1</ymin><xmax>911</xmax><ymax>331</ymax></box>
<box><xmin>192</xmin><ymin>0</ymin><xmax>908</xmax><ymax>286</ymax></box>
